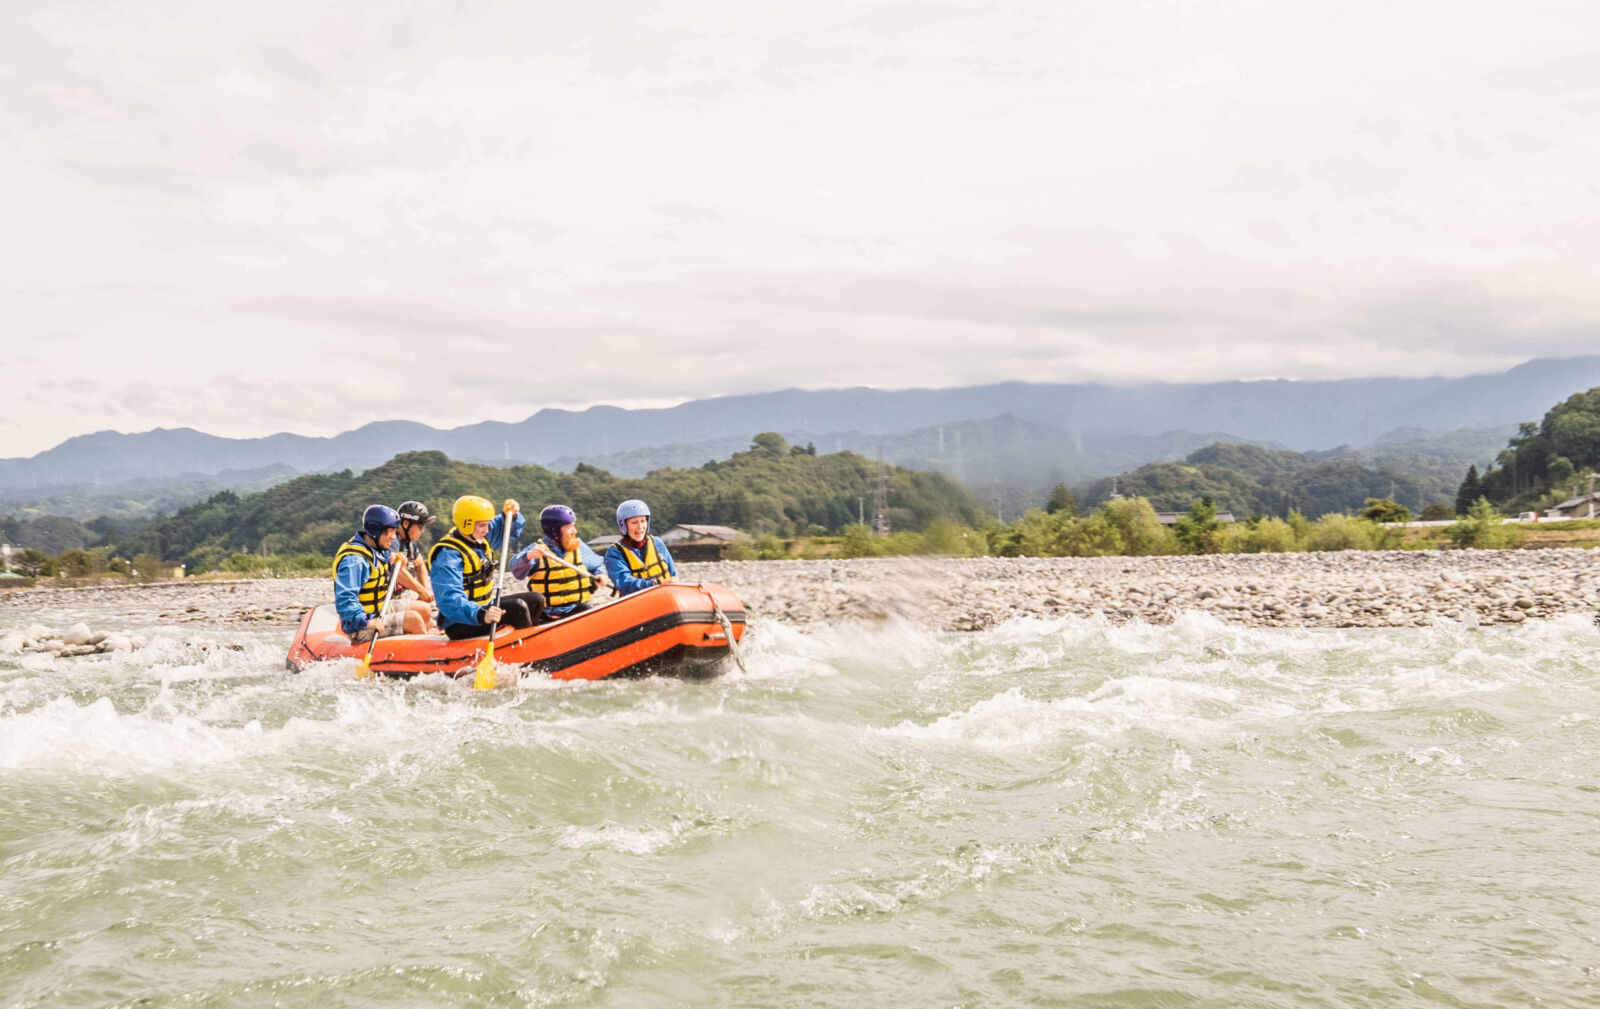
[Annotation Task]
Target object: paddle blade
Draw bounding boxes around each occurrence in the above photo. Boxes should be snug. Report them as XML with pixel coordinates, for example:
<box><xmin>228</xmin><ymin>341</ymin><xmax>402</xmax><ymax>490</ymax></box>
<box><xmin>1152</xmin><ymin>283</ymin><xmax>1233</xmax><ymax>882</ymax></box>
<box><xmin>355</xmin><ymin>654</ymin><xmax>374</xmax><ymax>680</ymax></box>
<box><xmin>473</xmin><ymin>641</ymin><xmax>497</xmax><ymax>690</ymax></box>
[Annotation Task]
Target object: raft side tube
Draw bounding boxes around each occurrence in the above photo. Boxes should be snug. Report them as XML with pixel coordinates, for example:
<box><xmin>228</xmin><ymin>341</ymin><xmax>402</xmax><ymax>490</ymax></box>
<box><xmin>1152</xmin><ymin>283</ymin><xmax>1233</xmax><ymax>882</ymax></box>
<box><xmin>285</xmin><ymin>582</ymin><xmax>746</xmax><ymax>681</ymax></box>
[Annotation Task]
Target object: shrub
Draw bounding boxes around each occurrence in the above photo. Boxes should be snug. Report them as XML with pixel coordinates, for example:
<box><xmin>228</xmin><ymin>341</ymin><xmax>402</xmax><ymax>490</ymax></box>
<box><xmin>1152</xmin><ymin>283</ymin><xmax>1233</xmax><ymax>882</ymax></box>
<box><xmin>1223</xmin><ymin>516</ymin><xmax>1299</xmax><ymax>553</ymax></box>
<box><xmin>723</xmin><ymin>540</ymin><xmax>758</xmax><ymax>561</ymax></box>
<box><xmin>919</xmin><ymin>519</ymin><xmax>983</xmax><ymax>557</ymax></box>
<box><xmin>132</xmin><ymin>553</ymin><xmax>165</xmax><ymax>582</ymax></box>
<box><xmin>56</xmin><ymin>549</ymin><xmax>96</xmax><ymax>577</ymax></box>
<box><xmin>1443</xmin><ymin>498</ymin><xmax>1527</xmax><ymax>549</ymax></box>
<box><xmin>1305</xmin><ymin>514</ymin><xmax>1377</xmax><ymax>552</ymax></box>
<box><xmin>838</xmin><ymin>524</ymin><xmax>883</xmax><ymax>559</ymax></box>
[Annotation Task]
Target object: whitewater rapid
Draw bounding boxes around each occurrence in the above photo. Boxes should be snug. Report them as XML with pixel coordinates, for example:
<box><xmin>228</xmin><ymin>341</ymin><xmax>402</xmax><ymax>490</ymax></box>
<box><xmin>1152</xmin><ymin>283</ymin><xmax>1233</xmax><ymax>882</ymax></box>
<box><xmin>3</xmin><ymin>610</ymin><xmax>1597</xmax><ymax>1007</ymax></box>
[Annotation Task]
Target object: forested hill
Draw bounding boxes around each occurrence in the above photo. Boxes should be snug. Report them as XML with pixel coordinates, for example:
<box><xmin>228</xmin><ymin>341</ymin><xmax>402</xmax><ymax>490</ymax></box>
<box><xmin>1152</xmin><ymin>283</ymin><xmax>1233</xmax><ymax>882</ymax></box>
<box><xmin>1084</xmin><ymin>437</ymin><xmax>1491</xmax><ymax>518</ymax></box>
<box><xmin>118</xmin><ymin>436</ymin><xmax>987</xmax><ymax>571</ymax></box>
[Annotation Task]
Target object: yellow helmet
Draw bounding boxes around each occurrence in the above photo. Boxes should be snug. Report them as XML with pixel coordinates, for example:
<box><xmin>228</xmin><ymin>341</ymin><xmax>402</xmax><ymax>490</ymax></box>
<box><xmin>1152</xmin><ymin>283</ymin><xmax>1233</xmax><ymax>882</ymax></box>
<box><xmin>452</xmin><ymin>495</ymin><xmax>495</xmax><ymax>530</ymax></box>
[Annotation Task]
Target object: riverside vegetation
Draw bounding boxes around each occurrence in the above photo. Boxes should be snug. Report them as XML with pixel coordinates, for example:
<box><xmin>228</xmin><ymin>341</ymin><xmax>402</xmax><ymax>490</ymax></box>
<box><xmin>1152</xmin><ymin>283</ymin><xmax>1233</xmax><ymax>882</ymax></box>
<box><xmin>7</xmin><ymin>381</ymin><xmax>1600</xmax><ymax>581</ymax></box>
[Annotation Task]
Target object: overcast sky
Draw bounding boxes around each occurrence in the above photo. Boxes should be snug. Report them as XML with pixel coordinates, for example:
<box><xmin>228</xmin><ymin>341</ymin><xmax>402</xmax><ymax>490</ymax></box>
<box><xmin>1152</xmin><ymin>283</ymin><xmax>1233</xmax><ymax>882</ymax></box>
<box><xmin>3</xmin><ymin>0</ymin><xmax>1598</xmax><ymax>457</ymax></box>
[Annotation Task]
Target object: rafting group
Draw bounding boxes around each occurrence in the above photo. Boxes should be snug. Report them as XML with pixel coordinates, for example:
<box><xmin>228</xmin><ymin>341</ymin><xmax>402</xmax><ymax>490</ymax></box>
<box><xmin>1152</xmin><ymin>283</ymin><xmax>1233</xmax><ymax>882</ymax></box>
<box><xmin>286</xmin><ymin>495</ymin><xmax>745</xmax><ymax>682</ymax></box>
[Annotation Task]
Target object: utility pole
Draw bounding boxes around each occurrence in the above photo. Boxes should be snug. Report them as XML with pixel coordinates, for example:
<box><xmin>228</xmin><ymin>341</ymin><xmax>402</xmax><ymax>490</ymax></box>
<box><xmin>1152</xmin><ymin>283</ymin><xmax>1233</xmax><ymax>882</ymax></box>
<box><xmin>858</xmin><ymin>497</ymin><xmax>864</xmax><ymax>525</ymax></box>
<box><xmin>871</xmin><ymin>451</ymin><xmax>891</xmax><ymax>537</ymax></box>
<box><xmin>1589</xmin><ymin>473</ymin><xmax>1599</xmax><ymax>519</ymax></box>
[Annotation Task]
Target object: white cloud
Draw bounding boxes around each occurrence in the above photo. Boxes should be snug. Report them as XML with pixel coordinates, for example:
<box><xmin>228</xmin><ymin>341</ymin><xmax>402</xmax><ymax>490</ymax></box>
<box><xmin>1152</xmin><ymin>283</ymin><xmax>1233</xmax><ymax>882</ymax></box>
<box><xmin>1</xmin><ymin>0</ymin><xmax>1598</xmax><ymax>456</ymax></box>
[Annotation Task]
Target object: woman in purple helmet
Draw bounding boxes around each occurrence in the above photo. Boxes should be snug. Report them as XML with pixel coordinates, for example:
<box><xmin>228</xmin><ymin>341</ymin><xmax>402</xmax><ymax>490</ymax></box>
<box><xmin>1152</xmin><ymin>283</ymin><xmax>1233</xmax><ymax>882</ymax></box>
<box><xmin>509</xmin><ymin>504</ymin><xmax>613</xmax><ymax>621</ymax></box>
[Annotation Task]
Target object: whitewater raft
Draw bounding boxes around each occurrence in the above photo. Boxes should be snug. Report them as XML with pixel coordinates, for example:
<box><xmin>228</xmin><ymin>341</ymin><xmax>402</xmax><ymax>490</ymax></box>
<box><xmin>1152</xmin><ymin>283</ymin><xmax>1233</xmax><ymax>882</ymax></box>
<box><xmin>286</xmin><ymin>582</ymin><xmax>746</xmax><ymax>681</ymax></box>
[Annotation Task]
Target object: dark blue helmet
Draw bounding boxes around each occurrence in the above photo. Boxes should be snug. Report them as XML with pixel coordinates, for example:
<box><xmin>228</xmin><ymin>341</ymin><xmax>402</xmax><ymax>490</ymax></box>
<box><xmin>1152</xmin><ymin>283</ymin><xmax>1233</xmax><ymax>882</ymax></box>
<box><xmin>540</xmin><ymin>504</ymin><xmax>577</xmax><ymax>542</ymax></box>
<box><xmin>362</xmin><ymin>504</ymin><xmax>401</xmax><ymax>540</ymax></box>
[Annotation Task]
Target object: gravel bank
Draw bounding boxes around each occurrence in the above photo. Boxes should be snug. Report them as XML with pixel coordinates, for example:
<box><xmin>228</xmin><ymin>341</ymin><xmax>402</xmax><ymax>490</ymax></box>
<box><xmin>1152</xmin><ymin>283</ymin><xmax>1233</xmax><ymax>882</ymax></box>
<box><xmin>3</xmin><ymin>551</ymin><xmax>1598</xmax><ymax>634</ymax></box>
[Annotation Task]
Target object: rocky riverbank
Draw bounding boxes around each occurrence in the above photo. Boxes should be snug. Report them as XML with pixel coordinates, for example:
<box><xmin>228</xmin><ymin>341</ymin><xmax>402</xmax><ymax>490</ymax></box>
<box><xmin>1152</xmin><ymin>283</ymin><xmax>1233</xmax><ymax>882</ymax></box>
<box><xmin>3</xmin><ymin>551</ymin><xmax>1599</xmax><ymax>636</ymax></box>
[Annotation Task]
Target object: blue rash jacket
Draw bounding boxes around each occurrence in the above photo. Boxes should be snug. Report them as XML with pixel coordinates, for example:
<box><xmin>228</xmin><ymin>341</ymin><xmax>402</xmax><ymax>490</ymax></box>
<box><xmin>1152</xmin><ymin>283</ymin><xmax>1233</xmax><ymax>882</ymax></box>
<box><xmin>431</xmin><ymin>512</ymin><xmax>525</xmax><ymax>629</ymax></box>
<box><xmin>603</xmin><ymin>536</ymin><xmax>678</xmax><ymax>597</ymax></box>
<box><xmin>510</xmin><ymin>534</ymin><xmax>606</xmax><ymax>617</ymax></box>
<box><xmin>334</xmin><ymin>538</ymin><xmax>394</xmax><ymax>635</ymax></box>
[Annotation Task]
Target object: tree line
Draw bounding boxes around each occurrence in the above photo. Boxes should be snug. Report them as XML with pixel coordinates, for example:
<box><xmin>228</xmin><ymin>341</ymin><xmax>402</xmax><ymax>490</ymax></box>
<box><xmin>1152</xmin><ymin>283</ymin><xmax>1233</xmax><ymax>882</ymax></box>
<box><xmin>1455</xmin><ymin>387</ymin><xmax>1600</xmax><ymax>513</ymax></box>
<box><xmin>18</xmin><ymin>435</ymin><xmax>986</xmax><ymax>573</ymax></box>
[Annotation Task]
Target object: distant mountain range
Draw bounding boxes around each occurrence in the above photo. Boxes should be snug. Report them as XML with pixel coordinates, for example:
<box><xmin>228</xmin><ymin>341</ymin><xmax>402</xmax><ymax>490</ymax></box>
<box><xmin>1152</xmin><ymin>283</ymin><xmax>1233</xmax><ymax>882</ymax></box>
<box><xmin>3</xmin><ymin>356</ymin><xmax>1594</xmax><ymax>507</ymax></box>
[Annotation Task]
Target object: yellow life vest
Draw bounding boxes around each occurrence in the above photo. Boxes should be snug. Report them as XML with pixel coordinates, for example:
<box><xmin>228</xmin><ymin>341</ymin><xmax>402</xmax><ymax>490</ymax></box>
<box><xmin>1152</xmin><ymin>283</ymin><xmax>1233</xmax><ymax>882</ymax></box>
<box><xmin>332</xmin><ymin>536</ymin><xmax>395</xmax><ymax>618</ymax></box>
<box><xmin>616</xmin><ymin>536</ymin><xmax>672</xmax><ymax>584</ymax></box>
<box><xmin>525</xmin><ymin>542</ymin><xmax>595</xmax><ymax>608</ymax></box>
<box><xmin>428</xmin><ymin>525</ymin><xmax>497</xmax><ymax>605</ymax></box>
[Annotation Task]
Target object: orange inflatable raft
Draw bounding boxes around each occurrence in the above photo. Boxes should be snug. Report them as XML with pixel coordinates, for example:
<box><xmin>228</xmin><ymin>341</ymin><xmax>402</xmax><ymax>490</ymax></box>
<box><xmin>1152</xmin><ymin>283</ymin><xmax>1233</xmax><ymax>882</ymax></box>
<box><xmin>286</xmin><ymin>582</ymin><xmax>747</xmax><ymax>681</ymax></box>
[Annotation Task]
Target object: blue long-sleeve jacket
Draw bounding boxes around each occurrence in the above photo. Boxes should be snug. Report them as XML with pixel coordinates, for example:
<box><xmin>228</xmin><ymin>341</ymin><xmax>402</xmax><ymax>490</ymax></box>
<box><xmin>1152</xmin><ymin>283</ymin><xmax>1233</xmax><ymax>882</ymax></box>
<box><xmin>334</xmin><ymin>545</ymin><xmax>393</xmax><ymax>635</ymax></box>
<box><xmin>510</xmin><ymin>535</ymin><xmax>606</xmax><ymax>617</ymax></box>
<box><xmin>432</xmin><ymin>512</ymin><xmax>525</xmax><ymax>629</ymax></box>
<box><xmin>603</xmin><ymin>536</ymin><xmax>678</xmax><ymax>596</ymax></box>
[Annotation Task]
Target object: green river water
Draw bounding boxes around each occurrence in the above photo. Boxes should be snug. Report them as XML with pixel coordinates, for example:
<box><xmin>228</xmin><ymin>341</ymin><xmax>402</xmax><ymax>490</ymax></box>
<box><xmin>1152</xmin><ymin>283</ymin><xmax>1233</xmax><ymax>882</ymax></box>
<box><xmin>2</xmin><ymin>608</ymin><xmax>1598</xmax><ymax>1007</ymax></box>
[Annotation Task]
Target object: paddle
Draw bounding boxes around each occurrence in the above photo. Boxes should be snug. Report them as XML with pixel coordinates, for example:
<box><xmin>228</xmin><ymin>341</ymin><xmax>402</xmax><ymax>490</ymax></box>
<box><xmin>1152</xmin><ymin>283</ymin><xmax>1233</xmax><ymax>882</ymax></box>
<box><xmin>533</xmin><ymin>543</ymin><xmax>617</xmax><ymax>597</ymax></box>
<box><xmin>356</xmin><ymin>550</ymin><xmax>402</xmax><ymax>680</ymax></box>
<box><xmin>473</xmin><ymin>503</ymin><xmax>515</xmax><ymax>690</ymax></box>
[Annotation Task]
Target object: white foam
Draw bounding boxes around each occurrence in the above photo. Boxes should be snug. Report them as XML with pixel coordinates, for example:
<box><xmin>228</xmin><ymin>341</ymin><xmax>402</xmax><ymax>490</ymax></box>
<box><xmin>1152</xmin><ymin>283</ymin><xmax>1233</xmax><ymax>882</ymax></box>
<box><xmin>556</xmin><ymin>821</ymin><xmax>683</xmax><ymax>855</ymax></box>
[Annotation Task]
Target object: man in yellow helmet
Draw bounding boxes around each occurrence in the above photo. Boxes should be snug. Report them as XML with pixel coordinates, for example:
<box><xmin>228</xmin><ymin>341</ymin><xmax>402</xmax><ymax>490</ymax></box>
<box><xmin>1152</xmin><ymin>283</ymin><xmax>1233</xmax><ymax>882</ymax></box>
<box><xmin>428</xmin><ymin>495</ymin><xmax>541</xmax><ymax>639</ymax></box>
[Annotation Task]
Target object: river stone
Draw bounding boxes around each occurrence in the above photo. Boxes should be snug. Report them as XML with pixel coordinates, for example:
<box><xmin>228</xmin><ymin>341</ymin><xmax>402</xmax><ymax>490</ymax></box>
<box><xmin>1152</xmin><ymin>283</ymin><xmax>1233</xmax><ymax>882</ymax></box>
<box><xmin>62</xmin><ymin>623</ymin><xmax>94</xmax><ymax>646</ymax></box>
<box><xmin>0</xmin><ymin>634</ymin><xmax>25</xmax><ymax>654</ymax></box>
<box><xmin>99</xmin><ymin>635</ymin><xmax>133</xmax><ymax>652</ymax></box>
<box><xmin>88</xmin><ymin>631</ymin><xmax>110</xmax><ymax>645</ymax></box>
<box><xmin>23</xmin><ymin>624</ymin><xmax>51</xmax><ymax>641</ymax></box>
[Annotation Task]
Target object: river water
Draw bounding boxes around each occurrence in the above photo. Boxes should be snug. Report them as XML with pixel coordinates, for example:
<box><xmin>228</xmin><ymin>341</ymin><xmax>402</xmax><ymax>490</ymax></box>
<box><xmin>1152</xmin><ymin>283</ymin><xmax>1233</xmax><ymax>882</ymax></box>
<box><xmin>2</xmin><ymin>606</ymin><xmax>1597</xmax><ymax>1008</ymax></box>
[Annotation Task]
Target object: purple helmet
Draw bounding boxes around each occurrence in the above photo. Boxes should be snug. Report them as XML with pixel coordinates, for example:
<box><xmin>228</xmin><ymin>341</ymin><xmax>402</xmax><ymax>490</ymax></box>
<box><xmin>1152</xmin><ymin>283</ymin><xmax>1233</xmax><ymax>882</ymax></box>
<box><xmin>540</xmin><ymin>504</ymin><xmax>577</xmax><ymax>542</ymax></box>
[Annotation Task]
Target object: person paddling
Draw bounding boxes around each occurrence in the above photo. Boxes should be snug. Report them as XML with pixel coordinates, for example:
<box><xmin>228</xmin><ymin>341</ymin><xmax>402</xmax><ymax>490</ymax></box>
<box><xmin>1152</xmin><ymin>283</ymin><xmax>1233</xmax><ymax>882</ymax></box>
<box><xmin>429</xmin><ymin>495</ymin><xmax>543</xmax><ymax>639</ymax></box>
<box><xmin>334</xmin><ymin>505</ymin><xmax>426</xmax><ymax>642</ymax></box>
<box><xmin>603</xmin><ymin>499</ymin><xmax>678</xmax><ymax>597</ymax></box>
<box><xmin>391</xmin><ymin>500</ymin><xmax>437</xmax><ymax>631</ymax></box>
<box><xmin>510</xmin><ymin>504</ymin><xmax>613</xmax><ymax>621</ymax></box>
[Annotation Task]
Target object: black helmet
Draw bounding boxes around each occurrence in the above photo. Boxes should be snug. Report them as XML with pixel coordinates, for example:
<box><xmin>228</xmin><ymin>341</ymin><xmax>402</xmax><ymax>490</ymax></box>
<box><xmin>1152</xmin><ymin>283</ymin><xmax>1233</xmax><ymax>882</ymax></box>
<box><xmin>397</xmin><ymin>500</ymin><xmax>435</xmax><ymax>525</ymax></box>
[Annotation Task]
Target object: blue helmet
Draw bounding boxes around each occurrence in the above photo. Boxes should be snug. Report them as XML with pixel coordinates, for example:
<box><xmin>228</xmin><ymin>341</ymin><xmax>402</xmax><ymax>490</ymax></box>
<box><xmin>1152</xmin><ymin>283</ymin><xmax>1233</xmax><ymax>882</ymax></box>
<box><xmin>362</xmin><ymin>504</ymin><xmax>401</xmax><ymax>540</ymax></box>
<box><xmin>540</xmin><ymin>504</ymin><xmax>577</xmax><ymax>542</ymax></box>
<box><xmin>616</xmin><ymin>499</ymin><xmax>651</xmax><ymax>535</ymax></box>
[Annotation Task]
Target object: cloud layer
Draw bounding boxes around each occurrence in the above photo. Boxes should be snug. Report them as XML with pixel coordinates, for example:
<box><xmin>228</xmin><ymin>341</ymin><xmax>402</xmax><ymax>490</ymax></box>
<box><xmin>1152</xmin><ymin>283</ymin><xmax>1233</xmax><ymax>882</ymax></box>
<box><xmin>3</xmin><ymin>0</ymin><xmax>1598</xmax><ymax>456</ymax></box>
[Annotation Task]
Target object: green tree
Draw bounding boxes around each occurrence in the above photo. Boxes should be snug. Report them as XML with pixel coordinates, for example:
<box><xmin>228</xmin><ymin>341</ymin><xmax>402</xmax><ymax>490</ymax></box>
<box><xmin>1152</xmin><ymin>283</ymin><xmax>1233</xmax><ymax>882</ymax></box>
<box><xmin>1455</xmin><ymin>464</ymin><xmax>1482</xmax><ymax>516</ymax></box>
<box><xmin>1101</xmin><ymin>497</ymin><xmax>1179</xmax><ymax>556</ymax></box>
<box><xmin>751</xmin><ymin>432</ymin><xmax>789</xmax><ymax>458</ymax></box>
<box><xmin>1549</xmin><ymin>455</ymin><xmax>1575</xmax><ymax>487</ymax></box>
<box><xmin>1418</xmin><ymin>502</ymin><xmax>1454</xmax><ymax>521</ymax></box>
<box><xmin>1045</xmin><ymin>483</ymin><xmax>1078</xmax><ymax>516</ymax></box>
<box><xmin>1174</xmin><ymin>496</ymin><xmax>1223</xmax><ymax>554</ymax></box>
<box><xmin>1357</xmin><ymin>497</ymin><xmax>1411</xmax><ymax>523</ymax></box>
<box><xmin>15</xmin><ymin>549</ymin><xmax>56</xmax><ymax>577</ymax></box>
